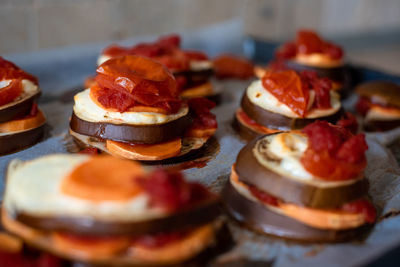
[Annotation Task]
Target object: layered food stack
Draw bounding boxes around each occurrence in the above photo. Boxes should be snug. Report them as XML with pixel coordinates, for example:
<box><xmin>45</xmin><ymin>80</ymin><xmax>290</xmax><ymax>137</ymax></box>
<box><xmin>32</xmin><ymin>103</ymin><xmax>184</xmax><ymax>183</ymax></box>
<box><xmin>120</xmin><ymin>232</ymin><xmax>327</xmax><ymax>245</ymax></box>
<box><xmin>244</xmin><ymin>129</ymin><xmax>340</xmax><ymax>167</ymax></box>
<box><xmin>235</xmin><ymin>69</ymin><xmax>342</xmax><ymax>139</ymax></box>
<box><xmin>356</xmin><ymin>81</ymin><xmax>400</xmax><ymax>131</ymax></box>
<box><xmin>2</xmin><ymin>154</ymin><xmax>224</xmax><ymax>265</ymax></box>
<box><xmin>70</xmin><ymin>55</ymin><xmax>217</xmax><ymax>161</ymax></box>
<box><xmin>98</xmin><ymin>35</ymin><xmax>218</xmax><ymax>101</ymax></box>
<box><xmin>269</xmin><ymin>30</ymin><xmax>350</xmax><ymax>95</ymax></box>
<box><xmin>0</xmin><ymin>57</ymin><xmax>46</xmax><ymax>155</ymax></box>
<box><xmin>223</xmin><ymin>121</ymin><xmax>376</xmax><ymax>242</ymax></box>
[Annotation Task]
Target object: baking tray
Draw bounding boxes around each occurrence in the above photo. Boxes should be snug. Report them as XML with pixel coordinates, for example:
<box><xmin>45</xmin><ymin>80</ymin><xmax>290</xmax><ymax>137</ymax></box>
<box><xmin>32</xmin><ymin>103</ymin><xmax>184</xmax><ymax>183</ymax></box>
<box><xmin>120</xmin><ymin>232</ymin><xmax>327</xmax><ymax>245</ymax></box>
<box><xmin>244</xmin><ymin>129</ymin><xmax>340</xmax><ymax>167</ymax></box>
<box><xmin>1</xmin><ymin>22</ymin><xmax>400</xmax><ymax>266</ymax></box>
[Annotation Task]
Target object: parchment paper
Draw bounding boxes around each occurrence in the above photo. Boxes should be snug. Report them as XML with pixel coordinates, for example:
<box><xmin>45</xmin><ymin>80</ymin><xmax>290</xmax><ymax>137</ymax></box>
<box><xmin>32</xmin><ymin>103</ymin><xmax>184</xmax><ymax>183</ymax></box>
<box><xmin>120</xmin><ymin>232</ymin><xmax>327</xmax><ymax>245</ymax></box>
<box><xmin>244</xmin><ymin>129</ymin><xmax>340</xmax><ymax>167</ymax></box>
<box><xmin>1</xmin><ymin>20</ymin><xmax>400</xmax><ymax>267</ymax></box>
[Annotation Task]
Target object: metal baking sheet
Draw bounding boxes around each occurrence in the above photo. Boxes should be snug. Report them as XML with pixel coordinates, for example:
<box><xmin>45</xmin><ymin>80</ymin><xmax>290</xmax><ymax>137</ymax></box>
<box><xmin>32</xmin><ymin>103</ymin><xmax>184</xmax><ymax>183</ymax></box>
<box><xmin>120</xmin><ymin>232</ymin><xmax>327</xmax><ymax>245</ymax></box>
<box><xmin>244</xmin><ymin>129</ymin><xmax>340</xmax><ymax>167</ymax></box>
<box><xmin>1</xmin><ymin>20</ymin><xmax>400</xmax><ymax>266</ymax></box>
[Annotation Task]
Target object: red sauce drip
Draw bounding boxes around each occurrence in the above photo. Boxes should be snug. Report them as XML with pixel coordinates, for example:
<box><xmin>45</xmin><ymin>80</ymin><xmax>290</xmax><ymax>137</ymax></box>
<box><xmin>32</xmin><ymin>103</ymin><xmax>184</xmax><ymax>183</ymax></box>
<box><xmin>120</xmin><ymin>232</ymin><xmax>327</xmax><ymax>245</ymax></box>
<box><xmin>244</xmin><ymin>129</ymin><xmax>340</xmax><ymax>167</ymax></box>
<box><xmin>341</xmin><ymin>199</ymin><xmax>376</xmax><ymax>223</ymax></box>
<box><xmin>262</xmin><ymin>70</ymin><xmax>309</xmax><ymax>117</ymax></box>
<box><xmin>131</xmin><ymin>229</ymin><xmax>189</xmax><ymax>248</ymax></box>
<box><xmin>248</xmin><ymin>184</ymin><xmax>279</xmax><ymax>207</ymax></box>
<box><xmin>94</xmin><ymin>56</ymin><xmax>181</xmax><ymax>113</ymax></box>
<box><xmin>300</xmin><ymin>70</ymin><xmax>332</xmax><ymax>109</ymax></box>
<box><xmin>301</xmin><ymin>121</ymin><xmax>368</xmax><ymax>180</ymax></box>
<box><xmin>237</xmin><ymin>109</ymin><xmax>259</xmax><ymax>127</ymax></box>
<box><xmin>0</xmin><ymin>57</ymin><xmax>38</xmax><ymax>84</ymax></box>
<box><xmin>337</xmin><ymin>112</ymin><xmax>358</xmax><ymax>134</ymax></box>
<box><xmin>0</xmin><ymin>251</ymin><xmax>61</xmax><ymax>267</ymax></box>
<box><xmin>187</xmin><ymin>97</ymin><xmax>217</xmax><ymax>130</ymax></box>
<box><xmin>213</xmin><ymin>55</ymin><xmax>254</xmax><ymax>80</ymax></box>
<box><xmin>356</xmin><ymin>97</ymin><xmax>371</xmax><ymax>116</ymax></box>
<box><xmin>55</xmin><ymin>232</ymin><xmax>121</xmax><ymax>244</ymax></box>
<box><xmin>136</xmin><ymin>169</ymin><xmax>212</xmax><ymax>212</ymax></box>
<box><xmin>276</xmin><ymin>30</ymin><xmax>343</xmax><ymax>60</ymax></box>
<box><xmin>79</xmin><ymin>147</ymin><xmax>100</xmax><ymax>155</ymax></box>
<box><xmin>0</xmin><ymin>79</ymin><xmax>23</xmax><ymax>106</ymax></box>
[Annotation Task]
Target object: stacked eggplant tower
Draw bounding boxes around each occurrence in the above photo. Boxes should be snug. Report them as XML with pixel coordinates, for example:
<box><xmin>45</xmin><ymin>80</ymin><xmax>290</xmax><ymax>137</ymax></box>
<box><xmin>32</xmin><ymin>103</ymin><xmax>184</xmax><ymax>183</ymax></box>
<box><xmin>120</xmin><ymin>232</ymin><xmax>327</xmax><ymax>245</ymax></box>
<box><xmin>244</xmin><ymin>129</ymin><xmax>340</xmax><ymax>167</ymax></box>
<box><xmin>223</xmin><ymin>121</ymin><xmax>376</xmax><ymax>242</ymax></box>
<box><xmin>355</xmin><ymin>81</ymin><xmax>400</xmax><ymax>131</ymax></box>
<box><xmin>70</xmin><ymin>55</ymin><xmax>217</xmax><ymax>161</ymax></box>
<box><xmin>2</xmin><ymin>154</ymin><xmax>224</xmax><ymax>266</ymax></box>
<box><xmin>0</xmin><ymin>57</ymin><xmax>46</xmax><ymax>155</ymax></box>
<box><xmin>263</xmin><ymin>29</ymin><xmax>350</xmax><ymax>96</ymax></box>
<box><xmin>97</xmin><ymin>34</ymin><xmax>219</xmax><ymax>102</ymax></box>
<box><xmin>235</xmin><ymin>69</ymin><xmax>342</xmax><ymax>139</ymax></box>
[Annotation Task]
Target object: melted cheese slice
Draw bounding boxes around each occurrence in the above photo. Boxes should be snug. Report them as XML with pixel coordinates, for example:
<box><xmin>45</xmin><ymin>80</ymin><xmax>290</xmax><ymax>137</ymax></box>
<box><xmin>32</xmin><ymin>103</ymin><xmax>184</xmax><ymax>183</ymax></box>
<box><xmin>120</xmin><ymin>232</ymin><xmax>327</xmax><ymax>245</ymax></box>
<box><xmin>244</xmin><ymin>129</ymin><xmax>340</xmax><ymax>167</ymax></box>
<box><xmin>246</xmin><ymin>80</ymin><xmax>341</xmax><ymax>119</ymax></box>
<box><xmin>73</xmin><ymin>89</ymin><xmax>188</xmax><ymax>125</ymax></box>
<box><xmin>3</xmin><ymin>155</ymin><xmax>165</xmax><ymax>222</ymax></box>
<box><xmin>252</xmin><ymin>133</ymin><xmax>362</xmax><ymax>188</ymax></box>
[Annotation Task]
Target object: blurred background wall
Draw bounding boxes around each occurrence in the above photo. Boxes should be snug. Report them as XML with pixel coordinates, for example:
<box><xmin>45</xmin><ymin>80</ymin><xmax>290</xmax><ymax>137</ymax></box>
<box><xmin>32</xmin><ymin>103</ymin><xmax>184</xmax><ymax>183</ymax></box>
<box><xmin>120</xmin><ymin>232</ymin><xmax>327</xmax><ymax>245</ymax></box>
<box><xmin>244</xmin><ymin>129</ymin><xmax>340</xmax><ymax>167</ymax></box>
<box><xmin>1</xmin><ymin>0</ymin><xmax>400</xmax><ymax>54</ymax></box>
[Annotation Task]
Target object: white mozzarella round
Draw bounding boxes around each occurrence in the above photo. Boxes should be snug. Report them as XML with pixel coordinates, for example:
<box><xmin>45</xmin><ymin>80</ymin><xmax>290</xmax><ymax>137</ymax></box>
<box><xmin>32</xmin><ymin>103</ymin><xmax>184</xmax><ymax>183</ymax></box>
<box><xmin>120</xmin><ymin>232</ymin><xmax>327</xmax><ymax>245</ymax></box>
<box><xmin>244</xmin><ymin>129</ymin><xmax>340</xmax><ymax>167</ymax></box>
<box><xmin>73</xmin><ymin>89</ymin><xmax>188</xmax><ymax>125</ymax></box>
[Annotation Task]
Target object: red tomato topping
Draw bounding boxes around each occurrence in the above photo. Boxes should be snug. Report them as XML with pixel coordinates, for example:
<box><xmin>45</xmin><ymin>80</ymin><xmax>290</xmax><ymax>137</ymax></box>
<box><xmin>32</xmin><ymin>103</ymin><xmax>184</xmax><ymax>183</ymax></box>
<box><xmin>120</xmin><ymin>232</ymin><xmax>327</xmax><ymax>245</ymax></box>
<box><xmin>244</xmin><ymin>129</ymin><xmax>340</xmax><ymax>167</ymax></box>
<box><xmin>356</xmin><ymin>97</ymin><xmax>371</xmax><ymax>116</ymax></box>
<box><xmin>0</xmin><ymin>79</ymin><xmax>23</xmax><ymax>107</ymax></box>
<box><xmin>102</xmin><ymin>34</ymin><xmax>209</xmax><ymax>72</ymax></box>
<box><xmin>275</xmin><ymin>30</ymin><xmax>344</xmax><ymax>60</ymax></box>
<box><xmin>248</xmin><ymin>185</ymin><xmax>279</xmax><ymax>207</ymax></box>
<box><xmin>213</xmin><ymin>55</ymin><xmax>254</xmax><ymax>80</ymax></box>
<box><xmin>341</xmin><ymin>199</ymin><xmax>376</xmax><ymax>223</ymax></box>
<box><xmin>187</xmin><ymin>97</ymin><xmax>217</xmax><ymax>129</ymax></box>
<box><xmin>132</xmin><ymin>230</ymin><xmax>189</xmax><ymax>248</ymax></box>
<box><xmin>184</xmin><ymin>50</ymin><xmax>208</xmax><ymax>61</ymax></box>
<box><xmin>79</xmin><ymin>147</ymin><xmax>100</xmax><ymax>155</ymax></box>
<box><xmin>300</xmin><ymin>70</ymin><xmax>332</xmax><ymax>109</ymax></box>
<box><xmin>262</xmin><ymin>70</ymin><xmax>309</xmax><ymax>117</ymax></box>
<box><xmin>0</xmin><ymin>57</ymin><xmax>38</xmax><ymax>84</ymax></box>
<box><xmin>275</xmin><ymin>42</ymin><xmax>297</xmax><ymax>60</ymax></box>
<box><xmin>0</xmin><ymin>251</ymin><xmax>61</xmax><ymax>267</ymax></box>
<box><xmin>337</xmin><ymin>112</ymin><xmax>358</xmax><ymax>135</ymax></box>
<box><xmin>296</xmin><ymin>30</ymin><xmax>324</xmax><ymax>54</ymax></box>
<box><xmin>94</xmin><ymin>56</ymin><xmax>181</xmax><ymax>113</ymax></box>
<box><xmin>154</xmin><ymin>49</ymin><xmax>190</xmax><ymax>71</ymax></box>
<box><xmin>301</xmin><ymin>121</ymin><xmax>368</xmax><ymax>180</ymax></box>
<box><xmin>136</xmin><ymin>169</ymin><xmax>211</xmax><ymax>212</ymax></box>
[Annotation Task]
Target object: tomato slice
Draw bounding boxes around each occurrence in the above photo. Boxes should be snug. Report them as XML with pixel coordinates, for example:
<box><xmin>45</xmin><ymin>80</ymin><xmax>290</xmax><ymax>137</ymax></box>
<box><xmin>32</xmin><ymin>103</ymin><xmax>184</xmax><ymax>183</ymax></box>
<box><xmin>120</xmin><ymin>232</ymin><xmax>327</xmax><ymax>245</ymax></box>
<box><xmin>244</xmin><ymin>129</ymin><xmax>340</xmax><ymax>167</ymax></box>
<box><xmin>94</xmin><ymin>56</ymin><xmax>180</xmax><ymax>113</ymax></box>
<box><xmin>213</xmin><ymin>55</ymin><xmax>254</xmax><ymax>80</ymax></box>
<box><xmin>0</xmin><ymin>79</ymin><xmax>23</xmax><ymax>106</ymax></box>
<box><xmin>0</xmin><ymin>57</ymin><xmax>38</xmax><ymax>84</ymax></box>
<box><xmin>296</xmin><ymin>30</ymin><xmax>324</xmax><ymax>54</ymax></box>
<box><xmin>262</xmin><ymin>70</ymin><xmax>309</xmax><ymax>117</ymax></box>
<box><xmin>341</xmin><ymin>199</ymin><xmax>376</xmax><ymax>223</ymax></box>
<box><xmin>184</xmin><ymin>50</ymin><xmax>208</xmax><ymax>61</ymax></box>
<box><xmin>275</xmin><ymin>30</ymin><xmax>344</xmax><ymax>60</ymax></box>
<box><xmin>97</xmin><ymin>55</ymin><xmax>174</xmax><ymax>83</ymax></box>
